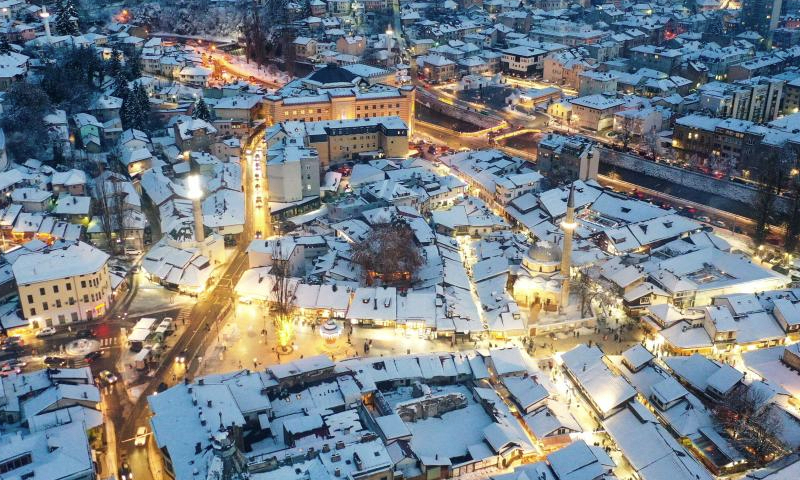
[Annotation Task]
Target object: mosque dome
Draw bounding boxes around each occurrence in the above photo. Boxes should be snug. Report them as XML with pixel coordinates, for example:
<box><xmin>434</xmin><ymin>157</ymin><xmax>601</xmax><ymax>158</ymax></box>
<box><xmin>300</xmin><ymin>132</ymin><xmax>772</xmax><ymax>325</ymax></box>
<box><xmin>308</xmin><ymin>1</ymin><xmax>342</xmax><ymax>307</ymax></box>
<box><xmin>527</xmin><ymin>241</ymin><xmax>561</xmax><ymax>263</ymax></box>
<box><xmin>306</xmin><ymin>63</ymin><xmax>359</xmax><ymax>85</ymax></box>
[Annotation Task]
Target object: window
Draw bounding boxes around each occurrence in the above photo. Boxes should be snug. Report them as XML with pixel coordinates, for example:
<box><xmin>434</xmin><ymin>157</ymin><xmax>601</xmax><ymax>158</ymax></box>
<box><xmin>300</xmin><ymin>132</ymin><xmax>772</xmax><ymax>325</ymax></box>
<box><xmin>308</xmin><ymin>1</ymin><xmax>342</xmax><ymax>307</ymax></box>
<box><xmin>71</xmin><ymin>312</ymin><xmax>78</xmax><ymax>322</ymax></box>
<box><xmin>53</xmin><ymin>285</ymin><xmax>59</xmax><ymax>293</ymax></box>
<box><xmin>0</xmin><ymin>453</ymin><xmax>33</xmax><ymax>474</ymax></box>
<box><xmin>56</xmin><ymin>299</ymin><xmax>61</xmax><ymax>308</ymax></box>
<box><xmin>83</xmin><ymin>295</ymin><xmax>89</xmax><ymax>302</ymax></box>
<box><xmin>29</xmin><ymin>308</ymin><xmax>36</xmax><ymax>316</ymax></box>
<box><xmin>81</xmin><ymin>281</ymin><xmax>86</xmax><ymax>288</ymax></box>
<box><xmin>69</xmin><ymin>297</ymin><xmax>75</xmax><ymax>305</ymax></box>
<box><xmin>39</xmin><ymin>287</ymin><xmax>45</xmax><ymax>295</ymax></box>
<box><xmin>42</xmin><ymin>302</ymin><xmax>48</xmax><ymax>311</ymax></box>
<box><xmin>27</xmin><ymin>295</ymin><xmax>33</xmax><ymax>304</ymax></box>
<box><xmin>66</xmin><ymin>283</ymin><xmax>72</xmax><ymax>291</ymax></box>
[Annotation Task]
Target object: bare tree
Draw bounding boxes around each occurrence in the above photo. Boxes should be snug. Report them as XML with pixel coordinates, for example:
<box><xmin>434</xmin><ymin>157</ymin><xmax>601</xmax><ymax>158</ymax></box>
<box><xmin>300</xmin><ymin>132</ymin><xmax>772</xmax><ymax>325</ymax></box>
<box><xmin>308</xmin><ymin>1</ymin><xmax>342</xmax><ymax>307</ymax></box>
<box><xmin>784</xmin><ymin>151</ymin><xmax>800</xmax><ymax>253</ymax></box>
<box><xmin>94</xmin><ymin>178</ymin><xmax>116</xmax><ymax>254</ymax></box>
<box><xmin>352</xmin><ymin>218</ymin><xmax>423</xmax><ymax>286</ymax></box>
<box><xmin>618</xmin><ymin>115</ymin><xmax>636</xmax><ymax>150</ymax></box>
<box><xmin>714</xmin><ymin>384</ymin><xmax>787</xmax><ymax>465</ymax></box>
<box><xmin>269</xmin><ymin>241</ymin><xmax>298</xmax><ymax>350</ymax></box>
<box><xmin>93</xmin><ymin>174</ymin><xmax>129</xmax><ymax>254</ymax></box>
<box><xmin>573</xmin><ymin>271</ymin><xmax>595</xmax><ymax>318</ymax></box>
<box><xmin>643</xmin><ymin>127</ymin><xmax>660</xmax><ymax>159</ymax></box>
<box><xmin>754</xmin><ymin>154</ymin><xmax>784</xmax><ymax>247</ymax></box>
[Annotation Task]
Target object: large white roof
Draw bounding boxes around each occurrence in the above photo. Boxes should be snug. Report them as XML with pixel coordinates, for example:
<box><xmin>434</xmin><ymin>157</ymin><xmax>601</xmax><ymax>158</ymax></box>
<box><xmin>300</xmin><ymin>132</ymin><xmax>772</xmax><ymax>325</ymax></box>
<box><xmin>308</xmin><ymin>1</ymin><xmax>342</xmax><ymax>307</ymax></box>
<box><xmin>12</xmin><ymin>241</ymin><xmax>108</xmax><ymax>284</ymax></box>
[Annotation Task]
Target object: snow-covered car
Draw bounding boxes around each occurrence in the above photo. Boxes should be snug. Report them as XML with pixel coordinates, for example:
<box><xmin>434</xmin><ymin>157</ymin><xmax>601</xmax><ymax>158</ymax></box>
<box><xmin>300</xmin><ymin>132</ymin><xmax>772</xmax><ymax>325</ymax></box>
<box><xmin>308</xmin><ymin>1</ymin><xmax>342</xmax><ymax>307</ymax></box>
<box><xmin>36</xmin><ymin>327</ymin><xmax>57</xmax><ymax>337</ymax></box>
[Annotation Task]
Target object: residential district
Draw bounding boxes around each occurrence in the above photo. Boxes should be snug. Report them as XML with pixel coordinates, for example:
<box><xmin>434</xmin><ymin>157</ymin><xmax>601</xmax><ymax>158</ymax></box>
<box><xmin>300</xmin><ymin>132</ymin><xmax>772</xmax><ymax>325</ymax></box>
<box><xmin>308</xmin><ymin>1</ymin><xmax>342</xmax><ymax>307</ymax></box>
<box><xmin>2</xmin><ymin>0</ymin><xmax>800</xmax><ymax>480</ymax></box>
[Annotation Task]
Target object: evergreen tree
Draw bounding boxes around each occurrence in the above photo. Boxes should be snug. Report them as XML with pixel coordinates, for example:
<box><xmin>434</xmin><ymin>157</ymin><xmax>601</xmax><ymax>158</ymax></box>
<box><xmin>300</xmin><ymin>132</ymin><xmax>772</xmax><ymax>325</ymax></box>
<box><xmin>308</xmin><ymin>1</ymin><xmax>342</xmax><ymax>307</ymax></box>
<box><xmin>111</xmin><ymin>72</ymin><xmax>129</xmax><ymax>100</ymax></box>
<box><xmin>121</xmin><ymin>93</ymin><xmax>140</xmax><ymax>131</ymax></box>
<box><xmin>55</xmin><ymin>0</ymin><xmax>80</xmax><ymax>36</ymax></box>
<box><xmin>0</xmin><ymin>36</ymin><xmax>11</xmax><ymax>56</ymax></box>
<box><xmin>62</xmin><ymin>0</ymin><xmax>80</xmax><ymax>34</ymax></box>
<box><xmin>134</xmin><ymin>82</ymin><xmax>151</xmax><ymax>131</ymax></box>
<box><xmin>108</xmin><ymin>47</ymin><xmax>122</xmax><ymax>78</ymax></box>
<box><xmin>126</xmin><ymin>50</ymin><xmax>142</xmax><ymax>80</ymax></box>
<box><xmin>193</xmin><ymin>97</ymin><xmax>212</xmax><ymax>121</ymax></box>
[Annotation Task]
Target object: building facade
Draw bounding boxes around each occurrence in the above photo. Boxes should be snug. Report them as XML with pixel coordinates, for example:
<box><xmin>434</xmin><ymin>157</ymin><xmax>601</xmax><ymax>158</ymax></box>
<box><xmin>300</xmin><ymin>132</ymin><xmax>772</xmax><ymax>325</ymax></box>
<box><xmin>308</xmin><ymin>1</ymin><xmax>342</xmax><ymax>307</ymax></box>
<box><xmin>13</xmin><ymin>241</ymin><xmax>112</xmax><ymax>327</ymax></box>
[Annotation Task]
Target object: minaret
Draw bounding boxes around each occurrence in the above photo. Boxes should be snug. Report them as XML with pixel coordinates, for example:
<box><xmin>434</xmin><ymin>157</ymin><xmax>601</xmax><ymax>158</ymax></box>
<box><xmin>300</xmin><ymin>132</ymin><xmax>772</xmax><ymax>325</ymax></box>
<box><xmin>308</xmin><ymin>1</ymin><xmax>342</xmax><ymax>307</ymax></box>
<box><xmin>187</xmin><ymin>174</ymin><xmax>205</xmax><ymax>243</ymax></box>
<box><xmin>385</xmin><ymin>26</ymin><xmax>393</xmax><ymax>57</ymax></box>
<box><xmin>40</xmin><ymin>6</ymin><xmax>51</xmax><ymax>41</ymax></box>
<box><xmin>559</xmin><ymin>184</ymin><xmax>577</xmax><ymax>308</ymax></box>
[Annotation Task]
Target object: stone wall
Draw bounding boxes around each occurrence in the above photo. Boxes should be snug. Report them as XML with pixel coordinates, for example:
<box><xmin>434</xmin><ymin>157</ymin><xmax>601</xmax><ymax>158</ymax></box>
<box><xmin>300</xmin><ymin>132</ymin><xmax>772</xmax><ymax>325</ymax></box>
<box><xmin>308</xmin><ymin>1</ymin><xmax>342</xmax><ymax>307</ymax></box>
<box><xmin>599</xmin><ymin>147</ymin><xmax>791</xmax><ymax>214</ymax></box>
<box><xmin>416</xmin><ymin>88</ymin><xmax>503</xmax><ymax>129</ymax></box>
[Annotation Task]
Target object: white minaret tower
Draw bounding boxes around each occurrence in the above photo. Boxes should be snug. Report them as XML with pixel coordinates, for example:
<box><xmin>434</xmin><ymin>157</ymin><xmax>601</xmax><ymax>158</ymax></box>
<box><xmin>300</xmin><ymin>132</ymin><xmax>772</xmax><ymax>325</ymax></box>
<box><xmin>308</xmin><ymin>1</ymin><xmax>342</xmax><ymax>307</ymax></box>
<box><xmin>559</xmin><ymin>184</ymin><xmax>577</xmax><ymax>309</ymax></box>
<box><xmin>40</xmin><ymin>6</ymin><xmax>51</xmax><ymax>41</ymax></box>
<box><xmin>187</xmin><ymin>174</ymin><xmax>205</xmax><ymax>243</ymax></box>
<box><xmin>385</xmin><ymin>26</ymin><xmax>393</xmax><ymax>56</ymax></box>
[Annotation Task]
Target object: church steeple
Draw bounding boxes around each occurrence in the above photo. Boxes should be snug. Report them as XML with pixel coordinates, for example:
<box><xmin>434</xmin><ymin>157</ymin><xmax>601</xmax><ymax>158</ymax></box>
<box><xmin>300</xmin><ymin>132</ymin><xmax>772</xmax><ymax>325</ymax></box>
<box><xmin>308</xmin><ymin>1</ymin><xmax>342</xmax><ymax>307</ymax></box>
<box><xmin>559</xmin><ymin>184</ymin><xmax>577</xmax><ymax>309</ymax></box>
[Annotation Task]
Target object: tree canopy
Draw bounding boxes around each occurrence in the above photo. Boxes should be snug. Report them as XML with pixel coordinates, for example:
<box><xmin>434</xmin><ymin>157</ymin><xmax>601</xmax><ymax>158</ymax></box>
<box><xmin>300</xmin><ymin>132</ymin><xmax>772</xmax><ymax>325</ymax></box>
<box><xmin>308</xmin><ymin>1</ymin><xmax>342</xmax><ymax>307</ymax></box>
<box><xmin>55</xmin><ymin>0</ymin><xmax>80</xmax><ymax>36</ymax></box>
<box><xmin>352</xmin><ymin>218</ymin><xmax>423</xmax><ymax>286</ymax></box>
<box><xmin>1</xmin><ymin>83</ymin><xmax>52</xmax><ymax>160</ymax></box>
<box><xmin>193</xmin><ymin>97</ymin><xmax>212</xmax><ymax>121</ymax></box>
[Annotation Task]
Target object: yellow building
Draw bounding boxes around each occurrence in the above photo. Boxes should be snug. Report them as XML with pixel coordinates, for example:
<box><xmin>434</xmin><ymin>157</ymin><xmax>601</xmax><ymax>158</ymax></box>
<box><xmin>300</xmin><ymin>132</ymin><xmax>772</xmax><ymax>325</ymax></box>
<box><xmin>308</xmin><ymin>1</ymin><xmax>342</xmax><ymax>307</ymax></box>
<box><xmin>12</xmin><ymin>241</ymin><xmax>112</xmax><ymax>327</ymax></box>
<box><xmin>266</xmin><ymin>116</ymin><xmax>409</xmax><ymax>168</ymax></box>
<box><xmin>264</xmin><ymin>63</ymin><xmax>415</xmax><ymax>132</ymax></box>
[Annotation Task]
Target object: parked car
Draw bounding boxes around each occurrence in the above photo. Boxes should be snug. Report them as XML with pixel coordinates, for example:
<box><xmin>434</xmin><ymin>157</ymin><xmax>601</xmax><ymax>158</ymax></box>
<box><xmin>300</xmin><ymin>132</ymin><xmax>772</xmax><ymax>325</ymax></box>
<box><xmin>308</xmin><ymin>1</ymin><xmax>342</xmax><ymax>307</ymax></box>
<box><xmin>44</xmin><ymin>356</ymin><xmax>69</xmax><ymax>367</ymax></box>
<box><xmin>124</xmin><ymin>247</ymin><xmax>142</xmax><ymax>256</ymax></box>
<box><xmin>696</xmin><ymin>215</ymin><xmax>711</xmax><ymax>223</ymax></box>
<box><xmin>36</xmin><ymin>327</ymin><xmax>57</xmax><ymax>338</ymax></box>
<box><xmin>76</xmin><ymin>329</ymin><xmax>95</xmax><ymax>339</ymax></box>
<box><xmin>712</xmin><ymin>219</ymin><xmax>727</xmax><ymax>229</ymax></box>
<box><xmin>84</xmin><ymin>351</ymin><xmax>102</xmax><ymax>363</ymax></box>
<box><xmin>98</xmin><ymin>370</ymin><xmax>118</xmax><ymax>385</ymax></box>
<box><xmin>135</xmin><ymin>426</ymin><xmax>148</xmax><ymax>446</ymax></box>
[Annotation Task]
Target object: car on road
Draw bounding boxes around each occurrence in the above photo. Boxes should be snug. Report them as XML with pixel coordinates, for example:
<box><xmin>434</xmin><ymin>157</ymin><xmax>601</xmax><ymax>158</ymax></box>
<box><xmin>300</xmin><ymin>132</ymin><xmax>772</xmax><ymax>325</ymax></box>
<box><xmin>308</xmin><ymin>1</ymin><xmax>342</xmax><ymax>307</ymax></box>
<box><xmin>712</xmin><ymin>219</ymin><xmax>727</xmax><ymax>229</ymax></box>
<box><xmin>696</xmin><ymin>215</ymin><xmax>711</xmax><ymax>223</ymax></box>
<box><xmin>76</xmin><ymin>329</ymin><xmax>95</xmax><ymax>339</ymax></box>
<box><xmin>110</xmin><ymin>266</ymin><xmax>129</xmax><ymax>276</ymax></box>
<box><xmin>36</xmin><ymin>327</ymin><xmax>57</xmax><ymax>338</ymax></box>
<box><xmin>135</xmin><ymin>426</ymin><xmax>148</xmax><ymax>446</ymax></box>
<box><xmin>84</xmin><ymin>350</ymin><xmax>102</xmax><ymax>363</ymax></box>
<box><xmin>175</xmin><ymin>349</ymin><xmax>188</xmax><ymax>364</ymax></box>
<box><xmin>44</xmin><ymin>356</ymin><xmax>70</xmax><ymax>367</ymax></box>
<box><xmin>119</xmin><ymin>462</ymin><xmax>133</xmax><ymax>480</ymax></box>
<box><xmin>1</xmin><ymin>336</ymin><xmax>23</xmax><ymax>350</ymax></box>
<box><xmin>98</xmin><ymin>370</ymin><xmax>118</xmax><ymax>385</ymax></box>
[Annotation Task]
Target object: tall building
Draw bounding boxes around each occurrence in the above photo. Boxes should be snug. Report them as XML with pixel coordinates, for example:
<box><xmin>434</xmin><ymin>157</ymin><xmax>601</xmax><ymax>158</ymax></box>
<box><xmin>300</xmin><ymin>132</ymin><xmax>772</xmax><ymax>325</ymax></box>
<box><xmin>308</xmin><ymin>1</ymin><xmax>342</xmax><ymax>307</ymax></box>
<box><xmin>740</xmin><ymin>0</ymin><xmax>782</xmax><ymax>44</ymax></box>
<box><xmin>12</xmin><ymin>240</ymin><xmax>112</xmax><ymax>327</ymax></box>
<box><xmin>265</xmin><ymin>116</ymin><xmax>409</xmax><ymax>169</ymax></box>
<box><xmin>264</xmin><ymin>63</ymin><xmax>415</xmax><ymax>132</ymax></box>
